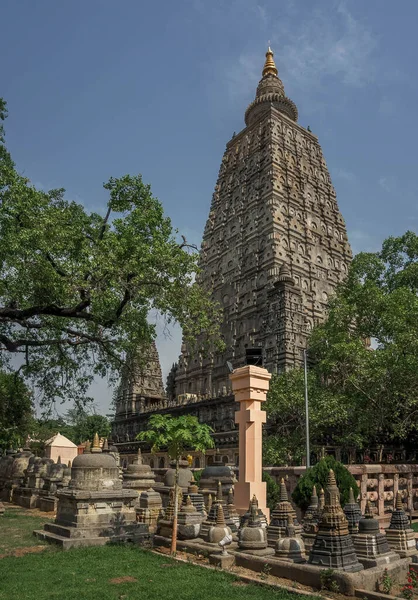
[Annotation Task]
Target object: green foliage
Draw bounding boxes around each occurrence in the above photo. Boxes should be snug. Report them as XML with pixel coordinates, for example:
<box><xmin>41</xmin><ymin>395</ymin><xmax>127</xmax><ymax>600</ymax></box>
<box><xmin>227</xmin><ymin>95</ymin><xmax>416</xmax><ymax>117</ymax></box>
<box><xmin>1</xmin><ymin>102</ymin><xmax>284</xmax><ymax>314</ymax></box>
<box><xmin>380</xmin><ymin>568</ymin><xmax>393</xmax><ymax>594</ymax></box>
<box><xmin>0</xmin><ymin>372</ymin><xmax>33</xmax><ymax>449</ymax></box>
<box><xmin>319</xmin><ymin>569</ymin><xmax>338</xmax><ymax>592</ymax></box>
<box><xmin>309</xmin><ymin>231</ymin><xmax>418</xmax><ymax>445</ymax></box>
<box><xmin>262</xmin><ymin>471</ymin><xmax>280</xmax><ymax>511</ymax></box>
<box><xmin>0</xmin><ymin>99</ymin><xmax>222</xmax><ymax>408</ymax></box>
<box><xmin>137</xmin><ymin>414</ymin><xmax>215</xmax><ymax>463</ymax></box>
<box><xmin>265</xmin><ymin>232</ymin><xmax>418</xmax><ymax>463</ymax></box>
<box><xmin>192</xmin><ymin>469</ymin><xmax>203</xmax><ymax>485</ymax></box>
<box><xmin>64</xmin><ymin>408</ymin><xmax>111</xmax><ymax>444</ymax></box>
<box><xmin>264</xmin><ymin>370</ymin><xmax>354</xmax><ymax>466</ymax></box>
<box><xmin>292</xmin><ymin>456</ymin><xmax>358</xmax><ymax>511</ymax></box>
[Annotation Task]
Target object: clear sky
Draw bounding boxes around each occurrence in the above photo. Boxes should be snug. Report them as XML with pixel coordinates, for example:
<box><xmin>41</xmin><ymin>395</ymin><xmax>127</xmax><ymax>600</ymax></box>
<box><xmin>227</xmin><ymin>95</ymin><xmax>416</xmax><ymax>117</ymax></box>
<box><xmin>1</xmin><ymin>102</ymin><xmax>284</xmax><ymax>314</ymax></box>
<box><xmin>2</xmin><ymin>0</ymin><xmax>417</xmax><ymax>416</ymax></box>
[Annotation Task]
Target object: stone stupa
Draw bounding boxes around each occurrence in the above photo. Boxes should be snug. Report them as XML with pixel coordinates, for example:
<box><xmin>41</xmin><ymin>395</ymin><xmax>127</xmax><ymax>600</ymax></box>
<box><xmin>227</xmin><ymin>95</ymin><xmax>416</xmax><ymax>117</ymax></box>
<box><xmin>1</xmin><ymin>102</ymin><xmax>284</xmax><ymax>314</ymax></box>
<box><xmin>343</xmin><ymin>487</ymin><xmax>362</xmax><ymax>535</ymax></box>
<box><xmin>302</xmin><ymin>485</ymin><xmax>320</xmax><ymax>552</ymax></box>
<box><xmin>122</xmin><ymin>448</ymin><xmax>156</xmax><ymax>494</ymax></box>
<box><xmin>352</xmin><ymin>501</ymin><xmax>400</xmax><ymax>568</ymax></box>
<box><xmin>35</xmin><ymin>433</ymin><xmax>150</xmax><ymax>548</ymax></box>
<box><xmin>276</xmin><ymin>515</ymin><xmax>307</xmax><ymax>563</ymax></box>
<box><xmin>267</xmin><ymin>478</ymin><xmax>302</xmax><ymax>547</ymax></box>
<box><xmin>309</xmin><ymin>470</ymin><xmax>363</xmax><ymax>572</ymax></box>
<box><xmin>238</xmin><ymin>501</ymin><xmax>273</xmax><ymax>556</ymax></box>
<box><xmin>385</xmin><ymin>491</ymin><xmax>418</xmax><ymax>559</ymax></box>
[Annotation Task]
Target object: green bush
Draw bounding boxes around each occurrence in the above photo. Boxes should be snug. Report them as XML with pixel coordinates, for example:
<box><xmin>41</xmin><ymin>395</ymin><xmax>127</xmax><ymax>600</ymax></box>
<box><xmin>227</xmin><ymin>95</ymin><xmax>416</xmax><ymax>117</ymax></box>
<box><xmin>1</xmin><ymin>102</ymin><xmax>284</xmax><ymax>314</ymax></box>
<box><xmin>292</xmin><ymin>456</ymin><xmax>358</xmax><ymax>511</ymax></box>
<box><xmin>262</xmin><ymin>471</ymin><xmax>280</xmax><ymax>511</ymax></box>
<box><xmin>192</xmin><ymin>469</ymin><xmax>203</xmax><ymax>485</ymax></box>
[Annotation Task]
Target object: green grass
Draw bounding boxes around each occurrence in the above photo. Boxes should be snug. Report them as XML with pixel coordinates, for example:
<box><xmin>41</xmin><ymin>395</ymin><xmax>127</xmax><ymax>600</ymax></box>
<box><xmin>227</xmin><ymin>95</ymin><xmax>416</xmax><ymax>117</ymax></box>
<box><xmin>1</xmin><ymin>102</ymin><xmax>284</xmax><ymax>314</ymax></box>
<box><xmin>0</xmin><ymin>508</ymin><xmax>321</xmax><ymax>600</ymax></box>
<box><xmin>0</xmin><ymin>506</ymin><xmax>52</xmax><ymax>556</ymax></box>
<box><xmin>412</xmin><ymin>521</ymin><xmax>418</xmax><ymax>532</ymax></box>
<box><xmin>0</xmin><ymin>545</ymin><xmax>319</xmax><ymax>600</ymax></box>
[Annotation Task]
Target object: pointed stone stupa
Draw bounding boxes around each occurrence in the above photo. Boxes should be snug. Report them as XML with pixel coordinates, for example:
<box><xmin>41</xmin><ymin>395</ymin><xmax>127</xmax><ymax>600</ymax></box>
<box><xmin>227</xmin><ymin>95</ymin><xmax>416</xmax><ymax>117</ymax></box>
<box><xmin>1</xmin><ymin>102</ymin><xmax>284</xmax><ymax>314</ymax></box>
<box><xmin>267</xmin><ymin>478</ymin><xmax>302</xmax><ymax>547</ymax></box>
<box><xmin>238</xmin><ymin>500</ymin><xmax>273</xmax><ymax>556</ymax></box>
<box><xmin>343</xmin><ymin>486</ymin><xmax>362</xmax><ymax>534</ymax></box>
<box><xmin>302</xmin><ymin>485</ymin><xmax>320</xmax><ymax>552</ymax></box>
<box><xmin>385</xmin><ymin>491</ymin><xmax>418</xmax><ymax>558</ymax></box>
<box><xmin>276</xmin><ymin>514</ymin><xmax>307</xmax><ymax>563</ymax></box>
<box><xmin>309</xmin><ymin>470</ymin><xmax>363</xmax><ymax>572</ymax></box>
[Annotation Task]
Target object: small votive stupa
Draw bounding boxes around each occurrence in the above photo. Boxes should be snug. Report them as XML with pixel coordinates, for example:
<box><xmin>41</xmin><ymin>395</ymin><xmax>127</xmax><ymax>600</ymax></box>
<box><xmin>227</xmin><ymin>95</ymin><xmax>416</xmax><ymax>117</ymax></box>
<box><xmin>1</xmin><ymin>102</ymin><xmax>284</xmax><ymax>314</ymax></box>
<box><xmin>343</xmin><ymin>487</ymin><xmax>362</xmax><ymax>534</ymax></box>
<box><xmin>208</xmin><ymin>504</ymin><xmax>232</xmax><ymax>544</ymax></box>
<box><xmin>238</xmin><ymin>501</ymin><xmax>273</xmax><ymax>556</ymax></box>
<box><xmin>309</xmin><ymin>470</ymin><xmax>363</xmax><ymax>572</ymax></box>
<box><xmin>201</xmin><ymin>481</ymin><xmax>236</xmax><ymax>540</ymax></box>
<box><xmin>227</xmin><ymin>488</ymin><xmax>240</xmax><ymax>531</ymax></box>
<box><xmin>240</xmin><ymin>494</ymin><xmax>268</xmax><ymax>529</ymax></box>
<box><xmin>122</xmin><ymin>448</ymin><xmax>156</xmax><ymax>493</ymax></box>
<box><xmin>352</xmin><ymin>501</ymin><xmax>400</xmax><ymax>568</ymax></box>
<box><xmin>177</xmin><ymin>495</ymin><xmax>203</xmax><ymax>540</ymax></box>
<box><xmin>135</xmin><ymin>488</ymin><xmax>163</xmax><ymax>533</ymax></box>
<box><xmin>186</xmin><ymin>475</ymin><xmax>205</xmax><ymax>516</ymax></box>
<box><xmin>302</xmin><ymin>485</ymin><xmax>320</xmax><ymax>553</ymax></box>
<box><xmin>35</xmin><ymin>433</ymin><xmax>150</xmax><ymax>548</ymax></box>
<box><xmin>276</xmin><ymin>515</ymin><xmax>307</xmax><ymax>563</ymax></box>
<box><xmin>267</xmin><ymin>478</ymin><xmax>302</xmax><ymax>547</ymax></box>
<box><xmin>385</xmin><ymin>491</ymin><xmax>418</xmax><ymax>559</ymax></box>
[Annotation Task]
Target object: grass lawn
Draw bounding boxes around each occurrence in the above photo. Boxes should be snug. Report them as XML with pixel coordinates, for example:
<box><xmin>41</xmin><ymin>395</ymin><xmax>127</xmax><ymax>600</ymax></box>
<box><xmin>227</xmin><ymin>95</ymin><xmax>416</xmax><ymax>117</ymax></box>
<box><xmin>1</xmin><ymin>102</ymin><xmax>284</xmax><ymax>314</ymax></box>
<box><xmin>0</xmin><ymin>507</ymin><xmax>322</xmax><ymax>600</ymax></box>
<box><xmin>412</xmin><ymin>521</ymin><xmax>418</xmax><ymax>532</ymax></box>
<box><xmin>0</xmin><ymin>545</ymin><xmax>322</xmax><ymax>600</ymax></box>
<box><xmin>0</xmin><ymin>505</ymin><xmax>53</xmax><ymax>557</ymax></box>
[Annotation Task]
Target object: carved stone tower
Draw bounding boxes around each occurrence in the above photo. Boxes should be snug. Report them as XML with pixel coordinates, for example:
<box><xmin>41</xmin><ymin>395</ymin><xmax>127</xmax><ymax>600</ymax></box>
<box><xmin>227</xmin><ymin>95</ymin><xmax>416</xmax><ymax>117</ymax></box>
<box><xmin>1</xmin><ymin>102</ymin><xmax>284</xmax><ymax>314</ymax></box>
<box><xmin>111</xmin><ymin>342</ymin><xmax>166</xmax><ymax>445</ymax></box>
<box><xmin>175</xmin><ymin>48</ymin><xmax>352</xmax><ymax>398</ymax></box>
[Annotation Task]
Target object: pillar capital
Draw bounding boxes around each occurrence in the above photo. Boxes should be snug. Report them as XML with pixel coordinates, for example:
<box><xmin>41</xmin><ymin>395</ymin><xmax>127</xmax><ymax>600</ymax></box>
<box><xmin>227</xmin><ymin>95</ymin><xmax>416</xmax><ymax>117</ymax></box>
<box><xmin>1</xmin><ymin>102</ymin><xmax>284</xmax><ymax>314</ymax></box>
<box><xmin>229</xmin><ymin>365</ymin><xmax>271</xmax><ymax>402</ymax></box>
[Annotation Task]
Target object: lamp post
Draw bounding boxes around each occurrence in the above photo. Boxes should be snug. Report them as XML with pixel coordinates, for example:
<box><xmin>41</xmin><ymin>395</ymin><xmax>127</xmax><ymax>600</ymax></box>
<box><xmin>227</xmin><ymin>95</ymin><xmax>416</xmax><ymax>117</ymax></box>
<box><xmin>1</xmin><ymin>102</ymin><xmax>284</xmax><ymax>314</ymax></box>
<box><xmin>303</xmin><ymin>349</ymin><xmax>310</xmax><ymax>469</ymax></box>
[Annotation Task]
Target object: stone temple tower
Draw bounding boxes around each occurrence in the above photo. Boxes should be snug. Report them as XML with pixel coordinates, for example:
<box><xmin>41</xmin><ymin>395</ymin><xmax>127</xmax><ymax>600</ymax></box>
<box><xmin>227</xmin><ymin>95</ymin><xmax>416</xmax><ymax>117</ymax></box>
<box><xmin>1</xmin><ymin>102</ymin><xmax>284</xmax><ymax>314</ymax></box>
<box><xmin>175</xmin><ymin>48</ymin><xmax>352</xmax><ymax>399</ymax></box>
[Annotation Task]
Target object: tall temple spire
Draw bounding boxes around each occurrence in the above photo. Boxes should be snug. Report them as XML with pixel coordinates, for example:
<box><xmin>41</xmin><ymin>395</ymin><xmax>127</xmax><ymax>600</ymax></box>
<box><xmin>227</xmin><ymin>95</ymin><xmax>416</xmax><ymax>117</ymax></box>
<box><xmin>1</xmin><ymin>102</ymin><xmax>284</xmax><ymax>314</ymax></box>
<box><xmin>245</xmin><ymin>47</ymin><xmax>297</xmax><ymax>124</ymax></box>
<box><xmin>262</xmin><ymin>46</ymin><xmax>278</xmax><ymax>77</ymax></box>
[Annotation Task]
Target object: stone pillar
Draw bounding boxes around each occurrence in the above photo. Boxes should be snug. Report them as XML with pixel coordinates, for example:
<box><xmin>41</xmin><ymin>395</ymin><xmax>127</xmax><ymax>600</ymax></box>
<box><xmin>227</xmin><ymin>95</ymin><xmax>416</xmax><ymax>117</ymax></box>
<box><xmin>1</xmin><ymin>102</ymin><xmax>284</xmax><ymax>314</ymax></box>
<box><xmin>378</xmin><ymin>473</ymin><xmax>385</xmax><ymax>518</ymax></box>
<box><xmin>229</xmin><ymin>365</ymin><xmax>271</xmax><ymax>520</ymax></box>
<box><xmin>407</xmin><ymin>472</ymin><xmax>413</xmax><ymax>513</ymax></box>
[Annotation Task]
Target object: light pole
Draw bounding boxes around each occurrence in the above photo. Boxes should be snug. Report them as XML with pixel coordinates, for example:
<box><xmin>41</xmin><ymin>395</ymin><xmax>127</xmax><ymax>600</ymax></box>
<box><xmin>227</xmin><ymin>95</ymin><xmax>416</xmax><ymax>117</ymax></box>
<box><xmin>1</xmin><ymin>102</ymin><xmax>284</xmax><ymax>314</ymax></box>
<box><xmin>303</xmin><ymin>349</ymin><xmax>310</xmax><ymax>469</ymax></box>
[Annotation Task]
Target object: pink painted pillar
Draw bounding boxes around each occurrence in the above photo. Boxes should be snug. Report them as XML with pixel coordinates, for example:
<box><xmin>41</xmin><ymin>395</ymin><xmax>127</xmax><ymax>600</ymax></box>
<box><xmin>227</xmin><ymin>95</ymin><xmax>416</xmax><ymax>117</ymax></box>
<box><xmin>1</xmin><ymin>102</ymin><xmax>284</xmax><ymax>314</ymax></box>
<box><xmin>230</xmin><ymin>365</ymin><xmax>271</xmax><ymax>520</ymax></box>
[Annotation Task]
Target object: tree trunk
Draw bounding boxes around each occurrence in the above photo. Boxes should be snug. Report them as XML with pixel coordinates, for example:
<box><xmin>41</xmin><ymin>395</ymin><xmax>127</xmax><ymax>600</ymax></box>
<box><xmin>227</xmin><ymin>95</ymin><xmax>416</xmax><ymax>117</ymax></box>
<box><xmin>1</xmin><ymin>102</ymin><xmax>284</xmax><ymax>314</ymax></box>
<box><xmin>170</xmin><ymin>458</ymin><xmax>179</xmax><ymax>555</ymax></box>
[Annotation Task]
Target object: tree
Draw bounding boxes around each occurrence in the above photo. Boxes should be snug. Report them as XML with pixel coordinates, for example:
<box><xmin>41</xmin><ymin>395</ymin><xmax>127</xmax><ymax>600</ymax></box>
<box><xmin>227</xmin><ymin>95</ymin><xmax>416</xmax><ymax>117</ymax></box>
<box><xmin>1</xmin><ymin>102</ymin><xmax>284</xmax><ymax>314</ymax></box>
<box><xmin>263</xmin><ymin>370</ymin><xmax>357</xmax><ymax>466</ymax></box>
<box><xmin>309</xmin><ymin>231</ymin><xmax>418</xmax><ymax>447</ymax></box>
<box><xmin>0</xmin><ymin>371</ymin><xmax>33</xmax><ymax>449</ymax></box>
<box><xmin>292</xmin><ymin>456</ymin><xmax>358</xmax><ymax>511</ymax></box>
<box><xmin>0</xmin><ymin>98</ymin><xmax>222</xmax><ymax>408</ymax></box>
<box><xmin>65</xmin><ymin>408</ymin><xmax>111</xmax><ymax>445</ymax></box>
<box><xmin>137</xmin><ymin>414</ymin><xmax>214</xmax><ymax>554</ymax></box>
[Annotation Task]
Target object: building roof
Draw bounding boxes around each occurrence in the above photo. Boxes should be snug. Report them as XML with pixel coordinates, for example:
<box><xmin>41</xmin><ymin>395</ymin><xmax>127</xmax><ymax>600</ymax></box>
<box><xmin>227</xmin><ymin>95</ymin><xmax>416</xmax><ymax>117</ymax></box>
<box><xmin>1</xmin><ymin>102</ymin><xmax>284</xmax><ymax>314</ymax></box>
<box><xmin>44</xmin><ymin>432</ymin><xmax>77</xmax><ymax>448</ymax></box>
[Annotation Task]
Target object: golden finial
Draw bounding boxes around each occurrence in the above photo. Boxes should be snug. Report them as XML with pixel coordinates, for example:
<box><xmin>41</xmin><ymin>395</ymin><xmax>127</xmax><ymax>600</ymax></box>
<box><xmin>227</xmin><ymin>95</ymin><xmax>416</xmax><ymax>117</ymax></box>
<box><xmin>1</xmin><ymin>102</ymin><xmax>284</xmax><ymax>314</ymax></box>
<box><xmin>91</xmin><ymin>432</ymin><xmax>101</xmax><ymax>453</ymax></box>
<box><xmin>262</xmin><ymin>46</ymin><xmax>278</xmax><ymax>77</ymax></box>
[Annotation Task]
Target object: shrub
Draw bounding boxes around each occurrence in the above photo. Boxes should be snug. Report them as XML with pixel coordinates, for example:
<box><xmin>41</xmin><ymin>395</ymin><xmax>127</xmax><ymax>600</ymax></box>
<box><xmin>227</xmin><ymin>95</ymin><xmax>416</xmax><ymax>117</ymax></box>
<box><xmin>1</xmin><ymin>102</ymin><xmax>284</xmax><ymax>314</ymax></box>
<box><xmin>192</xmin><ymin>469</ymin><xmax>203</xmax><ymax>485</ymax></box>
<box><xmin>292</xmin><ymin>456</ymin><xmax>358</xmax><ymax>511</ymax></box>
<box><xmin>262</xmin><ymin>471</ymin><xmax>280</xmax><ymax>511</ymax></box>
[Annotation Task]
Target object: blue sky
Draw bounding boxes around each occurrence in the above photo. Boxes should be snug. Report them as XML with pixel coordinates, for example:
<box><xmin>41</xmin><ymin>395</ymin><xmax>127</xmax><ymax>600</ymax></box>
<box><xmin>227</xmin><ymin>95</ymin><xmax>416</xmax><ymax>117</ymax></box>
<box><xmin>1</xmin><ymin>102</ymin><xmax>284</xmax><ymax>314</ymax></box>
<box><xmin>2</xmin><ymin>0</ymin><xmax>417</xmax><ymax>415</ymax></box>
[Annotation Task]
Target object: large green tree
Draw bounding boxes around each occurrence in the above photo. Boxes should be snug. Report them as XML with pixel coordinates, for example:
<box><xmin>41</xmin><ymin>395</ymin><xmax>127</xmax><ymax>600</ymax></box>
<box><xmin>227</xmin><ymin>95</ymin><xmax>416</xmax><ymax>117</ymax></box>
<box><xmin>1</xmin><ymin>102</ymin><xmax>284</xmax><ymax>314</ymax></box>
<box><xmin>264</xmin><ymin>231</ymin><xmax>418</xmax><ymax>464</ymax></box>
<box><xmin>137</xmin><ymin>414</ymin><xmax>214</xmax><ymax>554</ymax></box>
<box><xmin>64</xmin><ymin>408</ymin><xmax>111</xmax><ymax>444</ymax></box>
<box><xmin>0</xmin><ymin>371</ymin><xmax>33</xmax><ymax>449</ymax></box>
<box><xmin>0</xmin><ymin>99</ymin><xmax>221</xmax><ymax>407</ymax></box>
<box><xmin>310</xmin><ymin>231</ymin><xmax>418</xmax><ymax>445</ymax></box>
